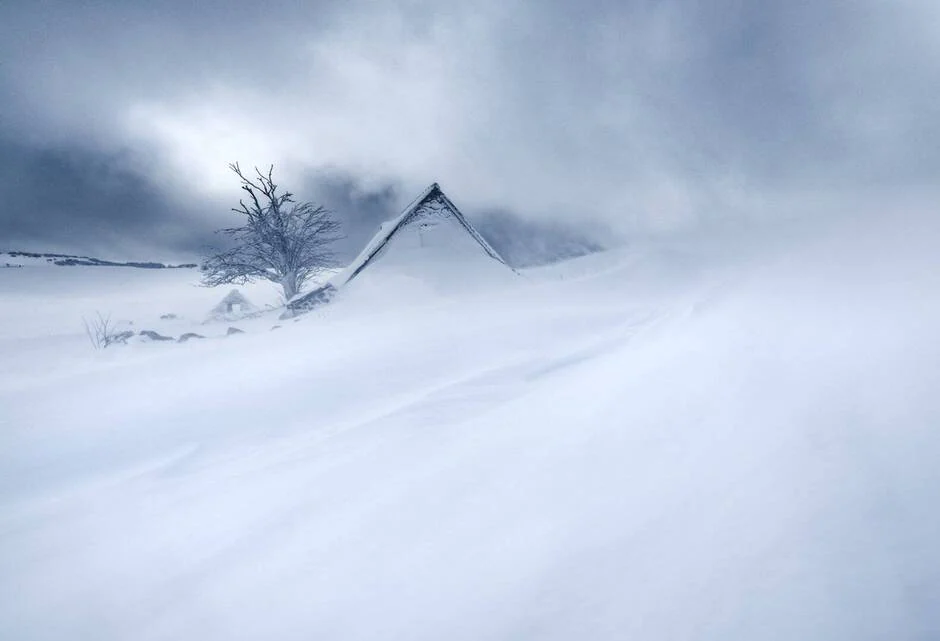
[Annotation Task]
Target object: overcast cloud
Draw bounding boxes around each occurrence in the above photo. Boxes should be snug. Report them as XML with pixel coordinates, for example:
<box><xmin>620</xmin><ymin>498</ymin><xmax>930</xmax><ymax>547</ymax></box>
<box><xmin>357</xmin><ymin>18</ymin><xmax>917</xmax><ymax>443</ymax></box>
<box><xmin>1</xmin><ymin>0</ymin><xmax>938</xmax><ymax>256</ymax></box>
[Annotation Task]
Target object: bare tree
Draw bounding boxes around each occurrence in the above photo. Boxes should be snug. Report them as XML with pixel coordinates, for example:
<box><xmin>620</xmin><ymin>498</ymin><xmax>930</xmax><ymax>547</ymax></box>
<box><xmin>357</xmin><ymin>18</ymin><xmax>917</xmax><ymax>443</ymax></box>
<box><xmin>201</xmin><ymin>163</ymin><xmax>343</xmax><ymax>301</ymax></box>
<box><xmin>82</xmin><ymin>312</ymin><xmax>131</xmax><ymax>349</ymax></box>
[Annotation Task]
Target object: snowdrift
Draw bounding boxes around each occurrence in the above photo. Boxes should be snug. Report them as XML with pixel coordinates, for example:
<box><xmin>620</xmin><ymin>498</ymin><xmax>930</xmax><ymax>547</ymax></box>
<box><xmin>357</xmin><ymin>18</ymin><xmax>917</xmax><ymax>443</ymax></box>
<box><xmin>1</xmin><ymin>211</ymin><xmax>938</xmax><ymax>640</ymax></box>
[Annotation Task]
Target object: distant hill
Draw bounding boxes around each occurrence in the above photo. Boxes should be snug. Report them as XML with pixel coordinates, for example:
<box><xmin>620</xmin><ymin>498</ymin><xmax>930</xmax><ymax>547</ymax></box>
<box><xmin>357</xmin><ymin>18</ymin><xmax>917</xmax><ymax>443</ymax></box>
<box><xmin>1</xmin><ymin>251</ymin><xmax>197</xmax><ymax>269</ymax></box>
<box><xmin>473</xmin><ymin>211</ymin><xmax>610</xmax><ymax>268</ymax></box>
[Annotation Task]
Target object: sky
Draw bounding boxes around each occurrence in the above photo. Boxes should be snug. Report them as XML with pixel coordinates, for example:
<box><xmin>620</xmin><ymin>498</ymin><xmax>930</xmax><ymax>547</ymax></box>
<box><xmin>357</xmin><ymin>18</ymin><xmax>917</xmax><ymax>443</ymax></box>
<box><xmin>1</xmin><ymin>0</ymin><xmax>938</xmax><ymax>258</ymax></box>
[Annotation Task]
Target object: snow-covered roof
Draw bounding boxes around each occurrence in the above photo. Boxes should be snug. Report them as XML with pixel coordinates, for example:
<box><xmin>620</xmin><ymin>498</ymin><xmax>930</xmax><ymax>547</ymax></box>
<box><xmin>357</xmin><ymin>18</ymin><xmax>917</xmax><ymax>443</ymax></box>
<box><xmin>336</xmin><ymin>182</ymin><xmax>507</xmax><ymax>289</ymax></box>
<box><xmin>288</xmin><ymin>183</ymin><xmax>510</xmax><ymax>312</ymax></box>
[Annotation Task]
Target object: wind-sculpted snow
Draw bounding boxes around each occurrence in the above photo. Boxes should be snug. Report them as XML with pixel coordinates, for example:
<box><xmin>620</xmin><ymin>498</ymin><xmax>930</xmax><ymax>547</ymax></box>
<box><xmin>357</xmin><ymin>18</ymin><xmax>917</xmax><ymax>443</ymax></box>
<box><xmin>0</xmin><ymin>211</ymin><xmax>938</xmax><ymax>640</ymax></box>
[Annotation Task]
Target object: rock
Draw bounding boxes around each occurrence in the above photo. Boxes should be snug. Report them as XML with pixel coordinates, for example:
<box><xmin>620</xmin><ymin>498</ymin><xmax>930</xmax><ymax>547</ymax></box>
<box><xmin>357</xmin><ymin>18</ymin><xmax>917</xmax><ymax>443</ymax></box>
<box><xmin>160</xmin><ymin>313</ymin><xmax>179</xmax><ymax>320</ymax></box>
<box><xmin>112</xmin><ymin>330</ymin><xmax>135</xmax><ymax>345</ymax></box>
<box><xmin>138</xmin><ymin>329</ymin><xmax>174</xmax><ymax>342</ymax></box>
<box><xmin>226</xmin><ymin>326</ymin><xmax>245</xmax><ymax>336</ymax></box>
<box><xmin>178</xmin><ymin>332</ymin><xmax>205</xmax><ymax>343</ymax></box>
<box><xmin>270</xmin><ymin>325</ymin><xmax>282</xmax><ymax>331</ymax></box>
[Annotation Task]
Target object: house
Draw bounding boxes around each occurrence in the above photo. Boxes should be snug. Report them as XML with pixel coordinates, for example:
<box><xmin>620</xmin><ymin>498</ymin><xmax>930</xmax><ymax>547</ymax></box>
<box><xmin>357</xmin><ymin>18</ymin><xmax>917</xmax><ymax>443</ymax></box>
<box><xmin>287</xmin><ymin>182</ymin><xmax>513</xmax><ymax>315</ymax></box>
<box><xmin>207</xmin><ymin>289</ymin><xmax>259</xmax><ymax>322</ymax></box>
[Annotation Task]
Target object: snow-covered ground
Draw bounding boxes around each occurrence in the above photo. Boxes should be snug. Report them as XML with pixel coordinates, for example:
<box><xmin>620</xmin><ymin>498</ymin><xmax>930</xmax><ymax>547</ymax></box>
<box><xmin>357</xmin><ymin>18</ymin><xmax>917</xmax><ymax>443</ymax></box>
<box><xmin>1</xmin><ymin>211</ymin><xmax>939</xmax><ymax>640</ymax></box>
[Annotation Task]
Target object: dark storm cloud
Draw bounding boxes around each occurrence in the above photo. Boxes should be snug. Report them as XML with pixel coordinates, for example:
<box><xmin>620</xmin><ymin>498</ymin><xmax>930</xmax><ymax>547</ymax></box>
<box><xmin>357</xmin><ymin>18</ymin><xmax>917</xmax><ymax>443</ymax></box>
<box><xmin>472</xmin><ymin>210</ymin><xmax>610</xmax><ymax>268</ymax></box>
<box><xmin>0</xmin><ymin>0</ymin><xmax>938</xmax><ymax>254</ymax></box>
<box><xmin>0</xmin><ymin>137</ymin><xmax>215</xmax><ymax>258</ymax></box>
<box><xmin>300</xmin><ymin>172</ymin><xmax>401</xmax><ymax>262</ymax></box>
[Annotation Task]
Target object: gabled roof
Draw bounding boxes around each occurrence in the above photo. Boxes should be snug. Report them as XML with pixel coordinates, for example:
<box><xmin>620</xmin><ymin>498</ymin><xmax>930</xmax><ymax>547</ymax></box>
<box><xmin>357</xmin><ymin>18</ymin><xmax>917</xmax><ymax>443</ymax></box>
<box><xmin>337</xmin><ymin>182</ymin><xmax>507</xmax><ymax>289</ymax></box>
<box><xmin>288</xmin><ymin>182</ymin><xmax>510</xmax><ymax>313</ymax></box>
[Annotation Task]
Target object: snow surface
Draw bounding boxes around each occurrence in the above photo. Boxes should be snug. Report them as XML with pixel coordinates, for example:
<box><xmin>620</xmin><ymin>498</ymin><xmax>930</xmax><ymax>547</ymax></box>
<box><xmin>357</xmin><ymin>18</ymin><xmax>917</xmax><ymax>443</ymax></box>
<box><xmin>1</xmin><ymin>211</ymin><xmax>939</xmax><ymax>640</ymax></box>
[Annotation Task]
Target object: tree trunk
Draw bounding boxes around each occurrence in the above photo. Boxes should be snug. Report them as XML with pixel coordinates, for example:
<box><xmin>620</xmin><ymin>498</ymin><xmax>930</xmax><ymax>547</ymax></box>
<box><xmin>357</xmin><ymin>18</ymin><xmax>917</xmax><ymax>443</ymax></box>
<box><xmin>280</xmin><ymin>273</ymin><xmax>299</xmax><ymax>302</ymax></box>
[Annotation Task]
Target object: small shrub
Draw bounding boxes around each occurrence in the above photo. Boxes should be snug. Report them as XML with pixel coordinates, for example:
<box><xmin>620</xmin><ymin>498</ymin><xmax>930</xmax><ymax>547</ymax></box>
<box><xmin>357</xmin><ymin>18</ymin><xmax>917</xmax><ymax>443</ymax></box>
<box><xmin>82</xmin><ymin>313</ymin><xmax>128</xmax><ymax>350</ymax></box>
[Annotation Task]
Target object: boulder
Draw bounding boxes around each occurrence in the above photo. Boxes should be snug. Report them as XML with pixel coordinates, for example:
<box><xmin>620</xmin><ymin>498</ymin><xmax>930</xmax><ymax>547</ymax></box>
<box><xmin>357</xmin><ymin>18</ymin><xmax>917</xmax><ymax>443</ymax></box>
<box><xmin>112</xmin><ymin>330</ymin><xmax>135</xmax><ymax>345</ymax></box>
<box><xmin>138</xmin><ymin>330</ymin><xmax>174</xmax><ymax>342</ymax></box>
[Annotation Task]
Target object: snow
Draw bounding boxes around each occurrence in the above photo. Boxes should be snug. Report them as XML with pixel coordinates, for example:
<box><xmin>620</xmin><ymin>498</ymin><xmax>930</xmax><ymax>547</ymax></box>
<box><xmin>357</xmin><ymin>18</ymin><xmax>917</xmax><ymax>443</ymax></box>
<box><xmin>1</xmin><ymin>210</ymin><xmax>939</xmax><ymax>640</ymax></box>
